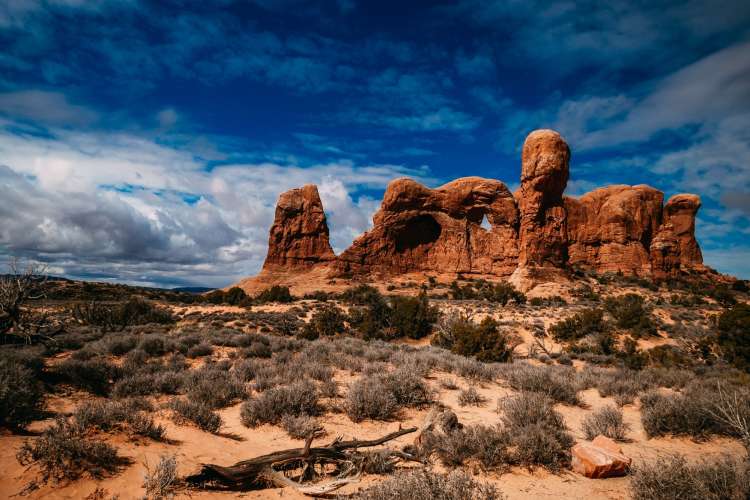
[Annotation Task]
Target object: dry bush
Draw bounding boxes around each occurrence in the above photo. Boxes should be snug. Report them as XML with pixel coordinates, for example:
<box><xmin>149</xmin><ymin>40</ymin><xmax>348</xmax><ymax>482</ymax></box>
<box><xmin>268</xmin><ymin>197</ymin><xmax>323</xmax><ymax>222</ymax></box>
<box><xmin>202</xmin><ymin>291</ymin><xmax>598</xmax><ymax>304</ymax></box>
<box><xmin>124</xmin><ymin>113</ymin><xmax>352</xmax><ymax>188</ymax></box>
<box><xmin>142</xmin><ymin>455</ymin><xmax>177</xmax><ymax>499</ymax></box>
<box><xmin>344</xmin><ymin>376</ymin><xmax>399</xmax><ymax>421</ymax></box>
<box><xmin>55</xmin><ymin>358</ymin><xmax>122</xmax><ymax>395</ymax></box>
<box><xmin>631</xmin><ymin>454</ymin><xmax>749</xmax><ymax>500</ymax></box>
<box><xmin>168</xmin><ymin>398</ymin><xmax>222</xmax><ymax>433</ymax></box>
<box><xmin>498</xmin><ymin>391</ymin><xmax>574</xmax><ymax>471</ymax></box>
<box><xmin>350</xmin><ymin>469</ymin><xmax>503</xmax><ymax>500</ymax></box>
<box><xmin>240</xmin><ymin>380</ymin><xmax>319</xmax><ymax>427</ymax></box>
<box><xmin>184</xmin><ymin>368</ymin><xmax>246</xmax><ymax>409</ymax></box>
<box><xmin>581</xmin><ymin>405</ymin><xmax>630</xmax><ymax>441</ymax></box>
<box><xmin>280</xmin><ymin>414</ymin><xmax>321</xmax><ymax>439</ymax></box>
<box><xmin>458</xmin><ymin>386</ymin><xmax>487</xmax><ymax>407</ymax></box>
<box><xmin>72</xmin><ymin>398</ymin><xmax>165</xmax><ymax>441</ymax></box>
<box><xmin>16</xmin><ymin>418</ymin><xmax>123</xmax><ymax>484</ymax></box>
<box><xmin>500</xmin><ymin>363</ymin><xmax>580</xmax><ymax>405</ymax></box>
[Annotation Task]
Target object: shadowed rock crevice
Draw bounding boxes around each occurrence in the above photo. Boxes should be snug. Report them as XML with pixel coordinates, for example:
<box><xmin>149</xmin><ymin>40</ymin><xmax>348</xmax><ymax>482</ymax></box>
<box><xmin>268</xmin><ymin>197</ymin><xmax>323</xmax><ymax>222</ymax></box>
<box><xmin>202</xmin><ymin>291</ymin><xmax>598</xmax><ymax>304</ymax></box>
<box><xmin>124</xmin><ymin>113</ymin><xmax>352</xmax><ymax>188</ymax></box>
<box><xmin>393</xmin><ymin>215</ymin><xmax>442</xmax><ymax>252</ymax></box>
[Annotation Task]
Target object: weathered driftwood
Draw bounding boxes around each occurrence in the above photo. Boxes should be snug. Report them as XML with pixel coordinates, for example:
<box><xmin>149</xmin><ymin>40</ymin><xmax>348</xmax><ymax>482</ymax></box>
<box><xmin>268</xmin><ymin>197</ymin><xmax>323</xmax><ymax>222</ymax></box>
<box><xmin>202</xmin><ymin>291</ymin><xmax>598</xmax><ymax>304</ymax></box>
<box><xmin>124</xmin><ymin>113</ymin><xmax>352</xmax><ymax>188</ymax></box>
<box><xmin>185</xmin><ymin>426</ymin><xmax>418</xmax><ymax>495</ymax></box>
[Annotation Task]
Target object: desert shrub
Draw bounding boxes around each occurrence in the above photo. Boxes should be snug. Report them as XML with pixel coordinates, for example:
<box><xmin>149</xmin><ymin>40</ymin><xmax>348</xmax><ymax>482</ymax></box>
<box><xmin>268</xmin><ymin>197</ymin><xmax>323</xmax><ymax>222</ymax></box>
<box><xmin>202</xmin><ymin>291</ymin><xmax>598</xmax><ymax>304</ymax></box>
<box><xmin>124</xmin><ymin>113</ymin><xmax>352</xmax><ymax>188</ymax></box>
<box><xmin>549</xmin><ymin>308</ymin><xmax>607</xmax><ymax>342</ymax></box>
<box><xmin>168</xmin><ymin>398</ymin><xmax>221</xmax><ymax>433</ymax></box>
<box><xmin>72</xmin><ymin>298</ymin><xmax>173</xmax><ymax>331</ymax></box>
<box><xmin>438</xmin><ymin>316</ymin><xmax>519</xmax><ymax>362</ymax></box>
<box><xmin>630</xmin><ymin>454</ymin><xmax>749</xmax><ymax>500</ymax></box>
<box><xmin>73</xmin><ymin>399</ymin><xmax>164</xmax><ymax>440</ymax></box>
<box><xmin>458</xmin><ymin>386</ymin><xmax>487</xmax><ymax>407</ymax></box>
<box><xmin>647</xmin><ymin>344</ymin><xmax>693</xmax><ymax>368</ymax></box>
<box><xmin>441</xmin><ymin>378</ymin><xmax>459</xmax><ymax>390</ymax></box>
<box><xmin>425</xmin><ymin>424</ymin><xmax>510</xmax><ymax>468</ymax></box>
<box><xmin>581</xmin><ymin>405</ymin><xmax>629</xmax><ymax>441</ymax></box>
<box><xmin>0</xmin><ymin>357</ymin><xmax>45</xmax><ymax>428</ymax></box>
<box><xmin>184</xmin><ymin>368</ymin><xmax>245</xmax><ymax>408</ymax></box>
<box><xmin>604</xmin><ymin>293</ymin><xmax>656</xmax><ymax>337</ymax></box>
<box><xmin>717</xmin><ymin>303</ymin><xmax>750</xmax><ymax>371</ymax></box>
<box><xmin>56</xmin><ymin>358</ymin><xmax>121</xmax><ymax>395</ymax></box>
<box><xmin>340</xmin><ymin>284</ymin><xmax>383</xmax><ymax>305</ymax></box>
<box><xmin>240</xmin><ymin>380</ymin><xmax>319</xmax><ymax>426</ymax></box>
<box><xmin>593</xmin><ymin>368</ymin><xmax>651</xmax><ymax>405</ymax></box>
<box><xmin>384</xmin><ymin>368</ymin><xmax>432</xmax><ymax>405</ymax></box>
<box><xmin>299</xmin><ymin>304</ymin><xmax>347</xmax><ymax>340</ymax></box>
<box><xmin>350</xmin><ymin>469</ymin><xmax>502</xmax><ymax>500</ymax></box>
<box><xmin>142</xmin><ymin>454</ymin><xmax>177</xmax><ymax>499</ymax></box>
<box><xmin>138</xmin><ymin>334</ymin><xmax>171</xmax><ymax>357</ymax></box>
<box><xmin>344</xmin><ymin>376</ymin><xmax>399</xmax><ymax>421</ymax></box>
<box><xmin>99</xmin><ymin>333</ymin><xmax>137</xmax><ymax>356</ymax></box>
<box><xmin>16</xmin><ymin>418</ymin><xmax>121</xmax><ymax>483</ymax></box>
<box><xmin>111</xmin><ymin>370</ymin><xmax>182</xmax><ymax>398</ymax></box>
<box><xmin>204</xmin><ymin>286</ymin><xmax>249</xmax><ymax>306</ymax></box>
<box><xmin>255</xmin><ymin>285</ymin><xmax>294</xmax><ymax>303</ymax></box>
<box><xmin>388</xmin><ymin>291</ymin><xmax>438</xmax><ymax>339</ymax></box>
<box><xmin>498</xmin><ymin>391</ymin><xmax>573</xmax><ymax>470</ymax></box>
<box><xmin>280</xmin><ymin>413</ymin><xmax>321</xmax><ymax>439</ymax></box>
<box><xmin>186</xmin><ymin>342</ymin><xmax>213</xmax><ymax>358</ymax></box>
<box><xmin>502</xmin><ymin>363</ymin><xmax>580</xmax><ymax>405</ymax></box>
<box><xmin>640</xmin><ymin>380</ymin><xmax>750</xmax><ymax>439</ymax></box>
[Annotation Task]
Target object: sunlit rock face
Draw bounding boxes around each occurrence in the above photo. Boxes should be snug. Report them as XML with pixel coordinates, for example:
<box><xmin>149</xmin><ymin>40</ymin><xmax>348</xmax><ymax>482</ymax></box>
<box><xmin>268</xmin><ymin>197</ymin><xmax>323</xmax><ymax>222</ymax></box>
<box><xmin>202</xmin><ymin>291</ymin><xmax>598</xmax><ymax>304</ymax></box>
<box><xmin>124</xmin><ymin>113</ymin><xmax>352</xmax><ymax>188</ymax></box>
<box><xmin>253</xmin><ymin>129</ymin><xmax>705</xmax><ymax>289</ymax></box>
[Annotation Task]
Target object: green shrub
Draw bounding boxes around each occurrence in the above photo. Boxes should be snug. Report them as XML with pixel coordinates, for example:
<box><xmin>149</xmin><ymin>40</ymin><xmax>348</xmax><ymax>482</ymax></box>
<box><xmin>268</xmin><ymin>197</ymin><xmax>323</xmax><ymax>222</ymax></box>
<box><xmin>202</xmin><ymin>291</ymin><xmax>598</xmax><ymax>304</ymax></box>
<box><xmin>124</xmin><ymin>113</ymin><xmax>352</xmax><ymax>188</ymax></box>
<box><xmin>717</xmin><ymin>303</ymin><xmax>750</xmax><ymax>371</ymax></box>
<box><xmin>604</xmin><ymin>293</ymin><xmax>656</xmax><ymax>337</ymax></box>
<box><xmin>388</xmin><ymin>291</ymin><xmax>438</xmax><ymax>339</ymax></box>
<box><xmin>299</xmin><ymin>304</ymin><xmax>347</xmax><ymax>340</ymax></box>
<box><xmin>0</xmin><ymin>358</ymin><xmax>45</xmax><ymax>429</ymax></box>
<box><xmin>454</xmin><ymin>317</ymin><xmax>518</xmax><ymax>363</ymax></box>
<box><xmin>72</xmin><ymin>298</ymin><xmax>173</xmax><ymax>331</ymax></box>
<box><xmin>549</xmin><ymin>308</ymin><xmax>607</xmax><ymax>342</ymax></box>
<box><xmin>255</xmin><ymin>285</ymin><xmax>294</xmax><ymax>303</ymax></box>
<box><xmin>56</xmin><ymin>358</ymin><xmax>121</xmax><ymax>395</ymax></box>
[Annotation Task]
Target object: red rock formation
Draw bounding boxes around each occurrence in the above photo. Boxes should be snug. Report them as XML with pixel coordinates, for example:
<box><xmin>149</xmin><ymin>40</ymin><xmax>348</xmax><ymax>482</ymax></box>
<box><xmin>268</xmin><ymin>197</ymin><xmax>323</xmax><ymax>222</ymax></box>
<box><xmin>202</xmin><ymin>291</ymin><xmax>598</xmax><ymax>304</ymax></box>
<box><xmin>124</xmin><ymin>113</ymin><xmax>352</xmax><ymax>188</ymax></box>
<box><xmin>566</xmin><ymin>185</ymin><xmax>664</xmax><ymax>275</ymax></box>
<box><xmin>516</xmin><ymin>129</ymin><xmax>570</xmax><ymax>269</ymax></box>
<box><xmin>262</xmin><ymin>184</ymin><xmax>334</xmax><ymax>270</ymax></box>
<box><xmin>572</xmin><ymin>435</ymin><xmax>631</xmax><ymax>479</ymax></box>
<box><xmin>335</xmin><ymin>176</ymin><xmax>519</xmax><ymax>277</ymax></box>
<box><xmin>650</xmin><ymin>194</ymin><xmax>703</xmax><ymax>277</ymax></box>
<box><xmin>242</xmin><ymin>129</ymin><xmax>708</xmax><ymax>292</ymax></box>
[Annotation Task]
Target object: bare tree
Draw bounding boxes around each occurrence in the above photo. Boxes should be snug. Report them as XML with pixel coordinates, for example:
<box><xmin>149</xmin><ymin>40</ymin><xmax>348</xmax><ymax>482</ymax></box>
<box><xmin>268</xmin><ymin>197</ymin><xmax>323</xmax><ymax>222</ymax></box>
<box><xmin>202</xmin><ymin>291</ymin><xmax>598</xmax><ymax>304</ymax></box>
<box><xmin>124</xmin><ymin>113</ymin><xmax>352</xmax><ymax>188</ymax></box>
<box><xmin>0</xmin><ymin>258</ymin><xmax>52</xmax><ymax>343</ymax></box>
<box><xmin>708</xmin><ymin>383</ymin><xmax>750</xmax><ymax>455</ymax></box>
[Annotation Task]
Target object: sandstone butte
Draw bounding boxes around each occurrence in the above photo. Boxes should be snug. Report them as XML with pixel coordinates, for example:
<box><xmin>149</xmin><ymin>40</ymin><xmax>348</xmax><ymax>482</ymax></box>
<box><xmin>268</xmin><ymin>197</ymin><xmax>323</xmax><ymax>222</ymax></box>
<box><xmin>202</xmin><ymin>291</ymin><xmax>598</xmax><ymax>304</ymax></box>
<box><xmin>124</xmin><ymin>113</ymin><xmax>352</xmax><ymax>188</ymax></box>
<box><xmin>235</xmin><ymin>129</ymin><xmax>707</xmax><ymax>294</ymax></box>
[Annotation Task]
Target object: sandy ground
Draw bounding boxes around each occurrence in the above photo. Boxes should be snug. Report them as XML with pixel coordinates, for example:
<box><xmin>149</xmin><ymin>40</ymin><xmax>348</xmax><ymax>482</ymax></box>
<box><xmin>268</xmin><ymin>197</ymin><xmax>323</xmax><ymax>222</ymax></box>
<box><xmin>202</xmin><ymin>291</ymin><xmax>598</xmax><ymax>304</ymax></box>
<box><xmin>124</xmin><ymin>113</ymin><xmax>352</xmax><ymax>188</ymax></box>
<box><xmin>1</xmin><ymin>366</ymin><xmax>744</xmax><ymax>500</ymax></box>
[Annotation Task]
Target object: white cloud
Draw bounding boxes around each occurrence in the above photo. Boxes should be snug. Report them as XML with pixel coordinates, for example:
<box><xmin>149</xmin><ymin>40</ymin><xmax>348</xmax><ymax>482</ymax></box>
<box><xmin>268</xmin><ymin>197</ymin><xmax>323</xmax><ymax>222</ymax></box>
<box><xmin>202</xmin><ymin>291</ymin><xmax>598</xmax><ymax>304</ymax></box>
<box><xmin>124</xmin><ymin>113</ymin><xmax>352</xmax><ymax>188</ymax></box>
<box><xmin>0</xmin><ymin>123</ymin><xmax>432</xmax><ymax>287</ymax></box>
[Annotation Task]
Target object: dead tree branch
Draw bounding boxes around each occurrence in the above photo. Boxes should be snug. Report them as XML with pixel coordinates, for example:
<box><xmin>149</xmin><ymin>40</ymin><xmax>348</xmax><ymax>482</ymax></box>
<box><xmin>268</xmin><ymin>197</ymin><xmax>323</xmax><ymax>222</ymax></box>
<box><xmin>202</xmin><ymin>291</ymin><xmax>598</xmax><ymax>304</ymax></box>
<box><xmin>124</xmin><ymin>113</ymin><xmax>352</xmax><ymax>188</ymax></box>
<box><xmin>185</xmin><ymin>426</ymin><xmax>418</xmax><ymax>494</ymax></box>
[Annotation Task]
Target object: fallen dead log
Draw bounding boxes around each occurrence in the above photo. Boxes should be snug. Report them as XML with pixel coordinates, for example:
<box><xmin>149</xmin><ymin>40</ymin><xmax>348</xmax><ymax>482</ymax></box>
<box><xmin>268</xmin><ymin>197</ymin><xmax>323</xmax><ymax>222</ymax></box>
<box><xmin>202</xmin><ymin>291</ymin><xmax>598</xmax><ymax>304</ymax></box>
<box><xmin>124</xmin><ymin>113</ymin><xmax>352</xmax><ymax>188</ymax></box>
<box><xmin>185</xmin><ymin>426</ymin><xmax>418</xmax><ymax>494</ymax></box>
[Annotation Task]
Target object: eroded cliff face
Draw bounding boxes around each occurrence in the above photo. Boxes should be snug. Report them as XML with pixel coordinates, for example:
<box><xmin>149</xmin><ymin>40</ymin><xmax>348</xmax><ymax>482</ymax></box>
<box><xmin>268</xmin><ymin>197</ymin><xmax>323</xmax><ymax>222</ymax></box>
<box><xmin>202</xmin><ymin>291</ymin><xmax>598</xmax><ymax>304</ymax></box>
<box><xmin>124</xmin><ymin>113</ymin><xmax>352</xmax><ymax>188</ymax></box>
<box><xmin>254</xmin><ymin>130</ymin><xmax>705</xmax><ymax>287</ymax></box>
<box><xmin>566</xmin><ymin>185</ymin><xmax>664</xmax><ymax>276</ymax></box>
<box><xmin>335</xmin><ymin>176</ymin><xmax>519</xmax><ymax>277</ymax></box>
<box><xmin>650</xmin><ymin>194</ymin><xmax>704</xmax><ymax>278</ymax></box>
<box><xmin>262</xmin><ymin>184</ymin><xmax>335</xmax><ymax>270</ymax></box>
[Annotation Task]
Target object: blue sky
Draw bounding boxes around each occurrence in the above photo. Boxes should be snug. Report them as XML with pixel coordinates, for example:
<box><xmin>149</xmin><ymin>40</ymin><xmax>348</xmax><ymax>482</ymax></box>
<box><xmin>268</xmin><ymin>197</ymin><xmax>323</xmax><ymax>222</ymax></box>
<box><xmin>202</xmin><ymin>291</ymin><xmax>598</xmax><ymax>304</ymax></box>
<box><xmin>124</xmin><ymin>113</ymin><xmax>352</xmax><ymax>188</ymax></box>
<box><xmin>0</xmin><ymin>0</ymin><xmax>748</xmax><ymax>287</ymax></box>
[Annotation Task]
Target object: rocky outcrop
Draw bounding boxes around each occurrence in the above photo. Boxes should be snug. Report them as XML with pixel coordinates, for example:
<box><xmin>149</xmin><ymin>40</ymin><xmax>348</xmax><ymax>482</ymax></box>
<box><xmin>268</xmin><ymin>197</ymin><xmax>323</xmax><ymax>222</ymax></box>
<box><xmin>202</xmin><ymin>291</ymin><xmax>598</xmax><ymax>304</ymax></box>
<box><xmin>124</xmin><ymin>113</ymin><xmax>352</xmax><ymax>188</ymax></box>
<box><xmin>650</xmin><ymin>194</ymin><xmax>703</xmax><ymax>277</ymax></box>
<box><xmin>516</xmin><ymin>129</ymin><xmax>570</xmax><ymax>269</ymax></box>
<box><xmin>566</xmin><ymin>185</ymin><xmax>664</xmax><ymax>276</ymax></box>
<box><xmin>335</xmin><ymin>176</ymin><xmax>519</xmax><ymax>277</ymax></box>
<box><xmin>262</xmin><ymin>184</ymin><xmax>334</xmax><ymax>270</ymax></box>
<box><xmin>572</xmin><ymin>435</ymin><xmax>631</xmax><ymax>479</ymax></box>
<box><xmin>247</xmin><ymin>129</ymin><xmax>707</xmax><ymax>291</ymax></box>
